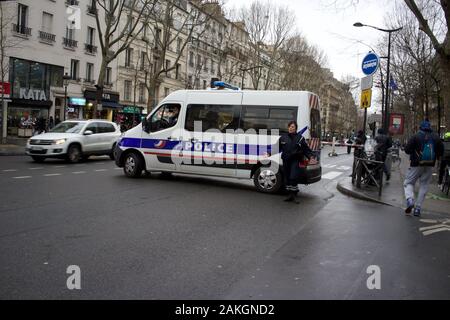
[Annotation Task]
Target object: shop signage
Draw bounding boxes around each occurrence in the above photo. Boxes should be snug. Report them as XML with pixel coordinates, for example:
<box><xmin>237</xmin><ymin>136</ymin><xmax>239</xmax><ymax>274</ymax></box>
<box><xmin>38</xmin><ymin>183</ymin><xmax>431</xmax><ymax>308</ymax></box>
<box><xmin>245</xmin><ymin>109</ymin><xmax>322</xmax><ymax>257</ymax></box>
<box><xmin>19</xmin><ymin>88</ymin><xmax>47</xmax><ymax>101</ymax></box>
<box><xmin>69</xmin><ymin>97</ymin><xmax>86</xmax><ymax>106</ymax></box>
<box><xmin>0</xmin><ymin>82</ymin><xmax>11</xmax><ymax>98</ymax></box>
<box><xmin>123</xmin><ymin>106</ymin><xmax>141</xmax><ymax>113</ymax></box>
<box><xmin>389</xmin><ymin>113</ymin><xmax>404</xmax><ymax>135</ymax></box>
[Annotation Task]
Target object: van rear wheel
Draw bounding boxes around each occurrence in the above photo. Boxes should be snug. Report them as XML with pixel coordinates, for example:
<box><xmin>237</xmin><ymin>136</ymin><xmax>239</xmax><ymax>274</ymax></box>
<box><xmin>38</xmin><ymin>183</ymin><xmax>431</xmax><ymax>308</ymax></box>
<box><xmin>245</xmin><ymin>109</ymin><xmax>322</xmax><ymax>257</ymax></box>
<box><xmin>253</xmin><ymin>167</ymin><xmax>283</xmax><ymax>194</ymax></box>
<box><xmin>123</xmin><ymin>152</ymin><xmax>143</xmax><ymax>178</ymax></box>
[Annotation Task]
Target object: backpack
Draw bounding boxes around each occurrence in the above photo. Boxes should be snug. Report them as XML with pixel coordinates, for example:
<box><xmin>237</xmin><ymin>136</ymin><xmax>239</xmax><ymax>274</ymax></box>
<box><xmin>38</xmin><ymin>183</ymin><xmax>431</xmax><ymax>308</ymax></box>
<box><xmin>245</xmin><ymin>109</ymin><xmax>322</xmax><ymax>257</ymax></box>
<box><xmin>418</xmin><ymin>132</ymin><xmax>436</xmax><ymax>166</ymax></box>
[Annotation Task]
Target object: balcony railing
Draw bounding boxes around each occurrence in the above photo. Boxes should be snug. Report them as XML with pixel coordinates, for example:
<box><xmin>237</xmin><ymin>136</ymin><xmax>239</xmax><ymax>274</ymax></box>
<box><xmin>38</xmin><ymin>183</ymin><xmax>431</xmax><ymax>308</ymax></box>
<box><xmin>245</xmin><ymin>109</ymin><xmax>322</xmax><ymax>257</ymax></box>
<box><xmin>85</xmin><ymin>43</ymin><xmax>97</xmax><ymax>54</ymax></box>
<box><xmin>63</xmin><ymin>37</ymin><xmax>78</xmax><ymax>48</ymax></box>
<box><xmin>66</xmin><ymin>0</ymin><xmax>79</xmax><ymax>6</ymax></box>
<box><xmin>39</xmin><ymin>31</ymin><xmax>55</xmax><ymax>42</ymax></box>
<box><xmin>12</xmin><ymin>24</ymin><xmax>31</xmax><ymax>36</ymax></box>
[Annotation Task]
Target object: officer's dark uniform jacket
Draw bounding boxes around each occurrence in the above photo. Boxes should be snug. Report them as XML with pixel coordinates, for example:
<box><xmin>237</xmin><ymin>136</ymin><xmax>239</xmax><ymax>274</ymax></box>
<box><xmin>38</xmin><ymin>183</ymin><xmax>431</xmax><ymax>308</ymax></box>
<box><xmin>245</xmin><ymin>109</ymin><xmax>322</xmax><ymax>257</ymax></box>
<box><xmin>279</xmin><ymin>133</ymin><xmax>314</xmax><ymax>190</ymax></box>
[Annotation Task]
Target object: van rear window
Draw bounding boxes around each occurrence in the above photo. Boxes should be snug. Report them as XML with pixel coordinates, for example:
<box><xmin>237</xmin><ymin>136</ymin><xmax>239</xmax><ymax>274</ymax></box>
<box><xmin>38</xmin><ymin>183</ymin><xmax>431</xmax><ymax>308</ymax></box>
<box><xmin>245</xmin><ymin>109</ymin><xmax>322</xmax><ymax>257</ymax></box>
<box><xmin>310</xmin><ymin>108</ymin><xmax>321</xmax><ymax>139</ymax></box>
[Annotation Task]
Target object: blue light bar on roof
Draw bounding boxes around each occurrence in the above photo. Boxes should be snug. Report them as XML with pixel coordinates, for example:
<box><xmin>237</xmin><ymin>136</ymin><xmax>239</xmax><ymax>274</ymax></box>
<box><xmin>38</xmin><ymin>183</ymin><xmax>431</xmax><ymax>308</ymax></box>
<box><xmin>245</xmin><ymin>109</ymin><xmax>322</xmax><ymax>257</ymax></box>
<box><xmin>213</xmin><ymin>81</ymin><xmax>240</xmax><ymax>91</ymax></box>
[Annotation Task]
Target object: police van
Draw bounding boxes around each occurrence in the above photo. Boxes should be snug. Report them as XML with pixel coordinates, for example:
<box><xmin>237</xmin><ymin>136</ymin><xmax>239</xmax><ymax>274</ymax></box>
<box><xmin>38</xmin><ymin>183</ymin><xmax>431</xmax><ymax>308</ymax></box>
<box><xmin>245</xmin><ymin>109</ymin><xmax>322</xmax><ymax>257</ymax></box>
<box><xmin>115</xmin><ymin>89</ymin><xmax>322</xmax><ymax>193</ymax></box>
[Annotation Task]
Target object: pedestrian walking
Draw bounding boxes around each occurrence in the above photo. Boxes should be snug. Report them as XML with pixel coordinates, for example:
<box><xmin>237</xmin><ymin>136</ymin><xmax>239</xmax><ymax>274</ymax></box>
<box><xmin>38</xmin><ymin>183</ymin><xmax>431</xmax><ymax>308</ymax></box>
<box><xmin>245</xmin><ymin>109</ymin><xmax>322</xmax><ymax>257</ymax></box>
<box><xmin>374</xmin><ymin>128</ymin><xmax>393</xmax><ymax>181</ymax></box>
<box><xmin>438</xmin><ymin>132</ymin><xmax>450</xmax><ymax>188</ymax></box>
<box><xmin>279</xmin><ymin>121</ymin><xmax>314</xmax><ymax>203</ymax></box>
<box><xmin>404</xmin><ymin>120</ymin><xmax>444</xmax><ymax>217</ymax></box>
<box><xmin>48</xmin><ymin>116</ymin><xmax>54</xmax><ymax>130</ymax></box>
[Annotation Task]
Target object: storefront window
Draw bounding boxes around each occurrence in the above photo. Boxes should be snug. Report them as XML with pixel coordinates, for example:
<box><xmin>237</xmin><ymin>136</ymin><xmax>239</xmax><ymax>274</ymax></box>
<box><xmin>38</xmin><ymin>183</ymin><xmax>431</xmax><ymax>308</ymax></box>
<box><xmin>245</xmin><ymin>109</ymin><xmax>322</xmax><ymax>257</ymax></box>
<box><xmin>29</xmin><ymin>62</ymin><xmax>46</xmax><ymax>91</ymax></box>
<box><xmin>11</xmin><ymin>58</ymin><xmax>29</xmax><ymax>96</ymax></box>
<box><xmin>50</xmin><ymin>65</ymin><xmax>63</xmax><ymax>87</ymax></box>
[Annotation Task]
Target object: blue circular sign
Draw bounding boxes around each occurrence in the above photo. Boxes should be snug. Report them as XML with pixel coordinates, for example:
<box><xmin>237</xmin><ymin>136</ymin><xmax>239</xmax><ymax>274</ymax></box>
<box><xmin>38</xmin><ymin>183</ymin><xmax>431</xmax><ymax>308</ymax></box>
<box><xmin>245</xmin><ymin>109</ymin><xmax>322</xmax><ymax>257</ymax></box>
<box><xmin>361</xmin><ymin>52</ymin><xmax>379</xmax><ymax>75</ymax></box>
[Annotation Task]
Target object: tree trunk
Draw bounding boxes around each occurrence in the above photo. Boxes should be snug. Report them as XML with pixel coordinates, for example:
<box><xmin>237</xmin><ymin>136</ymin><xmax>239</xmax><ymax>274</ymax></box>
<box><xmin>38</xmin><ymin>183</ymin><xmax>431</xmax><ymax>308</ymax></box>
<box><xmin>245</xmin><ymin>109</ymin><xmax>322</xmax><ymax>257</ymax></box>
<box><xmin>437</xmin><ymin>55</ymin><xmax>450</xmax><ymax>131</ymax></box>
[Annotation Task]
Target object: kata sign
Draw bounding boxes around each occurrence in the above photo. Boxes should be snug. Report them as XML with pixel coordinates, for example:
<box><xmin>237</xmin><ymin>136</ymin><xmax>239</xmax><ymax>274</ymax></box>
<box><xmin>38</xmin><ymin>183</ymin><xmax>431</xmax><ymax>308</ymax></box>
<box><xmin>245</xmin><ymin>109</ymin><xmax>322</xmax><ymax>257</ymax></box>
<box><xmin>361</xmin><ymin>52</ymin><xmax>380</xmax><ymax>76</ymax></box>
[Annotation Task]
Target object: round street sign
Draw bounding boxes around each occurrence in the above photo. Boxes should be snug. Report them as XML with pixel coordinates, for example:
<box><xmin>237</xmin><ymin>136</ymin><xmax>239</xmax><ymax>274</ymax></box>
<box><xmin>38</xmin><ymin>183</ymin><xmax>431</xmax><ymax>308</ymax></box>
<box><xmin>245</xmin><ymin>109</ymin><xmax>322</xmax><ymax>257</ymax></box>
<box><xmin>361</xmin><ymin>52</ymin><xmax>380</xmax><ymax>76</ymax></box>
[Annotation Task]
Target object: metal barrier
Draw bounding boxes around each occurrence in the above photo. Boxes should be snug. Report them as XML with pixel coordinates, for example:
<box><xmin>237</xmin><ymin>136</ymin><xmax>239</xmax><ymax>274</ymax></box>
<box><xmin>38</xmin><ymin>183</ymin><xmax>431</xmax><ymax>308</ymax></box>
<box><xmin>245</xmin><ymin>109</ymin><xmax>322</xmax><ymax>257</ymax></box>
<box><xmin>351</xmin><ymin>153</ymin><xmax>385</xmax><ymax>196</ymax></box>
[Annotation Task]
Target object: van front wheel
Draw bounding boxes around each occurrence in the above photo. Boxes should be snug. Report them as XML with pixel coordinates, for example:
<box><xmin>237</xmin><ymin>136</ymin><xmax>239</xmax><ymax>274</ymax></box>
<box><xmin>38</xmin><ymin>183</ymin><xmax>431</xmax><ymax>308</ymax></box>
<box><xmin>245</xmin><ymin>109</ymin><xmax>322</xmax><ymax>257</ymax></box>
<box><xmin>253</xmin><ymin>167</ymin><xmax>283</xmax><ymax>194</ymax></box>
<box><xmin>123</xmin><ymin>152</ymin><xmax>143</xmax><ymax>178</ymax></box>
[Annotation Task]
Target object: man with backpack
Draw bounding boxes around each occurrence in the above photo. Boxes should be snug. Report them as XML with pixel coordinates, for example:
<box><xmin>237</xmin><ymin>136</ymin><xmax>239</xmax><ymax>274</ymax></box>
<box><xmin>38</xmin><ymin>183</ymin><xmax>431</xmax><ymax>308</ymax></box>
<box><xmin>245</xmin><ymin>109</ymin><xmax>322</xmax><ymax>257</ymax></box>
<box><xmin>404</xmin><ymin>120</ymin><xmax>444</xmax><ymax>216</ymax></box>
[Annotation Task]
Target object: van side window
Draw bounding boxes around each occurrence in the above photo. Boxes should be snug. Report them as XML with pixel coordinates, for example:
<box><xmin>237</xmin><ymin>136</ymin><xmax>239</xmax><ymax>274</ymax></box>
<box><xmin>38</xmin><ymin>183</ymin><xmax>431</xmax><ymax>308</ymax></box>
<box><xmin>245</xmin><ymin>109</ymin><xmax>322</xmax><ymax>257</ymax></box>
<box><xmin>150</xmin><ymin>104</ymin><xmax>181</xmax><ymax>132</ymax></box>
<box><xmin>185</xmin><ymin>104</ymin><xmax>240</xmax><ymax>132</ymax></box>
<box><xmin>241</xmin><ymin>106</ymin><xmax>297</xmax><ymax>134</ymax></box>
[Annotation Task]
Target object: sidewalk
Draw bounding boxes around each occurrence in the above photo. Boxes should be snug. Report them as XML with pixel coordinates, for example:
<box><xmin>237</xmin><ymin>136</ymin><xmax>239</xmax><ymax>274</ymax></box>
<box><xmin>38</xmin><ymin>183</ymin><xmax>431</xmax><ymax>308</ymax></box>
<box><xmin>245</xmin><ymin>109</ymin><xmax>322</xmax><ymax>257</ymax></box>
<box><xmin>0</xmin><ymin>144</ymin><xmax>26</xmax><ymax>156</ymax></box>
<box><xmin>337</xmin><ymin>152</ymin><xmax>450</xmax><ymax>216</ymax></box>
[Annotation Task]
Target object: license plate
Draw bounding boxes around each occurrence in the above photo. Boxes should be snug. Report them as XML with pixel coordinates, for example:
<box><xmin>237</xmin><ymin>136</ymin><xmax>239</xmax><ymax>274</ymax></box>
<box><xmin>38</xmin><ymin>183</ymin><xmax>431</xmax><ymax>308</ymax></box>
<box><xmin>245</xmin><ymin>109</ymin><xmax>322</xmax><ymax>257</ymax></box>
<box><xmin>31</xmin><ymin>146</ymin><xmax>43</xmax><ymax>151</ymax></box>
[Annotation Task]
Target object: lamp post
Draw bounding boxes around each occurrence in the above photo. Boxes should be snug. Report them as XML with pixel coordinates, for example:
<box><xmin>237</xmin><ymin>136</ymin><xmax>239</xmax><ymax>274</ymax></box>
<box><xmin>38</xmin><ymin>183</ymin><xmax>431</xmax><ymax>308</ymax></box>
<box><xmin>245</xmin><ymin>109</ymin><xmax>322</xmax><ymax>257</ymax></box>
<box><xmin>353</xmin><ymin>22</ymin><xmax>402</xmax><ymax>132</ymax></box>
<box><xmin>240</xmin><ymin>65</ymin><xmax>262</xmax><ymax>90</ymax></box>
<box><xmin>63</xmin><ymin>73</ymin><xmax>71</xmax><ymax>121</ymax></box>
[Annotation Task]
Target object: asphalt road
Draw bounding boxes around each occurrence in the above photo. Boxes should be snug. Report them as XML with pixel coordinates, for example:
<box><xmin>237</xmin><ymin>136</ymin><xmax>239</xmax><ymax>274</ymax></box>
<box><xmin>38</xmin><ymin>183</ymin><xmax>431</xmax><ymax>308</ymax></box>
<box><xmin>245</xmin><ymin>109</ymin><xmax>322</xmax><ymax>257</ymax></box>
<box><xmin>0</xmin><ymin>146</ymin><xmax>449</xmax><ymax>299</ymax></box>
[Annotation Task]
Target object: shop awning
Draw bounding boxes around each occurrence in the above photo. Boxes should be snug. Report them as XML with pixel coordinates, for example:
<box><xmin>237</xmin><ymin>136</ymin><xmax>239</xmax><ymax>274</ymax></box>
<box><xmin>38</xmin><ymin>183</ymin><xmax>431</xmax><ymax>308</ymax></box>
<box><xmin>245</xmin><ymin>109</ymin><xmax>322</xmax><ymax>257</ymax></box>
<box><xmin>102</xmin><ymin>101</ymin><xmax>121</xmax><ymax>108</ymax></box>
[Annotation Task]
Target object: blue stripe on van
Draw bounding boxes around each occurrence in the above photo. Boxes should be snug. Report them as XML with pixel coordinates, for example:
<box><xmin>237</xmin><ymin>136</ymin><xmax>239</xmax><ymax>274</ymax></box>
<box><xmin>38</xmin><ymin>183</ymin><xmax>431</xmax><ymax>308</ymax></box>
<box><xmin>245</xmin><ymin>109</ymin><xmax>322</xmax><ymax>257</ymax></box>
<box><xmin>120</xmin><ymin>138</ymin><xmax>274</xmax><ymax>156</ymax></box>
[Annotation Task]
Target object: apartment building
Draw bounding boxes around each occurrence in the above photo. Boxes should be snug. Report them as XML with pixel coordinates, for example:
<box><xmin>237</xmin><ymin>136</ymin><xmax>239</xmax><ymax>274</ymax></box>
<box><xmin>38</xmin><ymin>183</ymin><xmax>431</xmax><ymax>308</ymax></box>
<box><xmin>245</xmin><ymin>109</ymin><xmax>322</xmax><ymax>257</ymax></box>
<box><xmin>0</xmin><ymin>0</ymin><xmax>120</xmax><ymax>139</ymax></box>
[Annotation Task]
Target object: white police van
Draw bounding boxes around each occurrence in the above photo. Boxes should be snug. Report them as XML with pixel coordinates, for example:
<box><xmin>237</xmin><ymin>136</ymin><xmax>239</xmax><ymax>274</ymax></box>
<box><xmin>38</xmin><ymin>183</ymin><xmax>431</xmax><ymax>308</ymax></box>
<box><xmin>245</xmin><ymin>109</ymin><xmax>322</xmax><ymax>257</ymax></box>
<box><xmin>115</xmin><ymin>88</ymin><xmax>321</xmax><ymax>193</ymax></box>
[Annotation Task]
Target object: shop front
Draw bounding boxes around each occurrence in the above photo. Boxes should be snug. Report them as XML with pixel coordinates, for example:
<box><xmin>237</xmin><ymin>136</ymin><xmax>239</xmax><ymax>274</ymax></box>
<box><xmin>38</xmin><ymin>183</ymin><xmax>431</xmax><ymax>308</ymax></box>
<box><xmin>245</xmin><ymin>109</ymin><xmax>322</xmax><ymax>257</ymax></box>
<box><xmin>115</xmin><ymin>105</ymin><xmax>143</xmax><ymax>131</ymax></box>
<box><xmin>7</xmin><ymin>90</ymin><xmax>52</xmax><ymax>137</ymax></box>
<box><xmin>84</xmin><ymin>88</ymin><xmax>121</xmax><ymax>121</ymax></box>
<box><xmin>7</xmin><ymin>57</ymin><xmax>64</xmax><ymax>138</ymax></box>
<box><xmin>67</xmin><ymin>97</ymin><xmax>86</xmax><ymax>120</ymax></box>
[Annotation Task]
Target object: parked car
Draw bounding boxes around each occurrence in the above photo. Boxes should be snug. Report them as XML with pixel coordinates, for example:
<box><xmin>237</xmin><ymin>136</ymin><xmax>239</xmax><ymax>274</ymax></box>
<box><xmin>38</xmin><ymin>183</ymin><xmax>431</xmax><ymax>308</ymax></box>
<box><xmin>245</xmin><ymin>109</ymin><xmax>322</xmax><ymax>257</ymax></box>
<box><xmin>26</xmin><ymin>119</ymin><xmax>121</xmax><ymax>163</ymax></box>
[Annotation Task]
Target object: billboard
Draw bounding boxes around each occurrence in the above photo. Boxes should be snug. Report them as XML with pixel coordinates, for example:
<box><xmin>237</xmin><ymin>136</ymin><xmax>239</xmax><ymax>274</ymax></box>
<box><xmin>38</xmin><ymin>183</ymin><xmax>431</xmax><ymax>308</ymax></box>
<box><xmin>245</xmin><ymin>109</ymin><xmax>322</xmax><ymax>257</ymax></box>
<box><xmin>389</xmin><ymin>113</ymin><xmax>405</xmax><ymax>135</ymax></box>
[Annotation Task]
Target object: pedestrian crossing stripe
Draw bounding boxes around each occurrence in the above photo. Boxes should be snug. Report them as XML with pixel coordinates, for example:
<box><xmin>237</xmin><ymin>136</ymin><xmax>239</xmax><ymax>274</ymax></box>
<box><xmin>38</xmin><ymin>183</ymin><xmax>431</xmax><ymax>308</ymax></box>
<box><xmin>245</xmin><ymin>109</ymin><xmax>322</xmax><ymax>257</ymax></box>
<box><xmin>321</xmin><ymin>171</ymin><xmax>343</xmax><ymax>180</ymax></box>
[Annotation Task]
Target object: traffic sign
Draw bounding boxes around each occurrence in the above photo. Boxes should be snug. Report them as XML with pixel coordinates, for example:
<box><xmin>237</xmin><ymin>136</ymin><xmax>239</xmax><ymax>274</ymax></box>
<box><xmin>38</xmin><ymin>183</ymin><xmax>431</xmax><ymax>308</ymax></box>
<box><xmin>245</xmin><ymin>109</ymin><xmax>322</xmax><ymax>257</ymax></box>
<box><xmin>360</xmin><ymin>89</ymin><xmax>372</xmax><ymax>109</ymax></box>
<box><xmin>361</xmin><ymin>75</ymin><xmax>373</xmax><ymax>90</ymax></box>
<box><xmin>361</xmin><ymin>52</ymin><xmax>379</xmax><ymax>76</ymax></box>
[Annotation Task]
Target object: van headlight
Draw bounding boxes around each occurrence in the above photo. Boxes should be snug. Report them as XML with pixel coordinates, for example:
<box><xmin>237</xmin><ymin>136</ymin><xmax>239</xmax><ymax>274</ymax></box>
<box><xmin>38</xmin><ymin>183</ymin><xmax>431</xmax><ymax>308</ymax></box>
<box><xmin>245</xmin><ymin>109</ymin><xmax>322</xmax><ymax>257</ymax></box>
<box><xmin>53</xmin><ymin>139</ymin><xmax>66</xmax><ymax>145</ymax></box>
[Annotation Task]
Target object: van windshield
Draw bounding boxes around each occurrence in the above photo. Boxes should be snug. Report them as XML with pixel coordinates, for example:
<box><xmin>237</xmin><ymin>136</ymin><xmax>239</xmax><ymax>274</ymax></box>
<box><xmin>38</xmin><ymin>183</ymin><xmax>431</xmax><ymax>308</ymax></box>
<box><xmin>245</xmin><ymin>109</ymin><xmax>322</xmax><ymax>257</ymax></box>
<box><xmin>50</xmin><ymin>122</ymin><xmax>85</xmax><ymax>134</ymax></box>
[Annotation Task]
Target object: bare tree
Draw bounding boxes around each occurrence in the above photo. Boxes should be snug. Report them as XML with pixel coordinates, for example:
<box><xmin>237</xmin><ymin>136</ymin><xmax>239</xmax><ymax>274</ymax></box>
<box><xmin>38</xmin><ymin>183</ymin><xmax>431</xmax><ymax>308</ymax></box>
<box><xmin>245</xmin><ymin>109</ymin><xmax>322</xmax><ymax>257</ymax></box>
<box><xmin>1</xmin><ymin>1</ymin><xmax>24</xmax><ymax>142</ymax></box>
<box><xmin>403</xmin><ymin>0</ymin><xmax>450</xmax><ymax>130</ymax></box>
<box><xmin>141</xmin><ymin>0</ymin><xmax>220</xmax><ymax>111</ymax></box>
<box><xmin>93</xmin><ymin>0</ymin><xmax>155</xmax><ymax>114</ymax></box>
<box><xmin>240</xmin><ymin>0</ymin><xmax>295</xmax><ymax>90</ymax></box>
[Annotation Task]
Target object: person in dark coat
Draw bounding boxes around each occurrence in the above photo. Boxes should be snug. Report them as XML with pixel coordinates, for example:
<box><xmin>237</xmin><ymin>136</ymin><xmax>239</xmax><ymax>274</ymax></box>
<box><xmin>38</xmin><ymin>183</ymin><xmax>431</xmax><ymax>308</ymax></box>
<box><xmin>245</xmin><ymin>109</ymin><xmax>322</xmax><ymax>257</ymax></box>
<box><xmin>279</xmin><ymin>121</ymin><xmax>314</xmax><ymax>203</ymax></box>
<box><xmin>375</xmin><ymin>128</ymin><xmax>393</xmax><ymax>180</ymax></box>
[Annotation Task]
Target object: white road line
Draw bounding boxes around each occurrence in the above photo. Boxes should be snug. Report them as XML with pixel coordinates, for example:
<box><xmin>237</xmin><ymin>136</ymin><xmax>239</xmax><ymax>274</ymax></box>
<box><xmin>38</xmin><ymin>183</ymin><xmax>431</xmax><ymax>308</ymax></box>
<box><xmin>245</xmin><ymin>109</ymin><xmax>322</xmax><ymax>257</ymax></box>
<box><xmin>43</xmin><ymin>173</ymin><xmax>62</xmax><ymax>177</ymax></box>
<box><xmin>422</xmin><ymin>227</ymin><xmax>450</xmax><ymax>236</ymax></box>
<box><xmin>29</xmin><ymin>167</ymin><xmax>44</xmax><ymax>170</ymax></box>
<box><xmin>321</xmin><ymin>171</ymin><xmax>343</xmax><ymax>180</ymax></box>
<box><xmin>55</xmin><ymin>165</ymin><xmax>67</xmax><ymax>168</ymax></box>
<box><xmin>114</xmin><ymin>168</ymin><xmax>122</xmax><ymax>170</ymax></box>
<box><xmin>13</xmin><ymin>176</ymin><xmax>32</xmax><ymax>179</ymax></box>
<box><xmin>72</xmin><ymin>171</ymin><xmax>86</xmax><ymax>174</ymax></box>
<box><xmin>337</xmin><ymin>166</ymin><xmax>352</xmax><ymax>171</ymax></box>
<box><xmin>94</xmin><ymin>169</ymin><xmax>108</xmax><ymax>172</ymax></box>
<box><xmin>327</xmin><ymin>165</ymin><xmax>337</xmax><ymax>168</ymax></box>
<box><xmin>2</xmin><ymin>169</ymin><xmax>18</xmax><ymax>172</ymax></box>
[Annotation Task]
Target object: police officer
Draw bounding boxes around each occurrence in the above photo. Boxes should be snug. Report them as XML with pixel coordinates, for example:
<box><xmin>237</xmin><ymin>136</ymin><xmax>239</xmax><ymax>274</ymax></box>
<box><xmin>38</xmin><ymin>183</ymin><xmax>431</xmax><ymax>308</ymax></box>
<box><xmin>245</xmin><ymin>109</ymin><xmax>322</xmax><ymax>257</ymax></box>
<box><xmin>279</xmin><ymin>121</ymin><xmax>314</xmax><ymax>203</ymax></box>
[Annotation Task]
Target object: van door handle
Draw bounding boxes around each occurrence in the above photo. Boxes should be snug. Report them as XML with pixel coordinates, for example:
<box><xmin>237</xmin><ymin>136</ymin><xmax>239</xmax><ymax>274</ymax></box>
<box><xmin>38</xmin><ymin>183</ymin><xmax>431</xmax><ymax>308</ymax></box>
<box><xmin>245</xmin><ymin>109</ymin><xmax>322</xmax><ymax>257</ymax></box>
<box><xmin>167</xmin><ymin>136</ymin><xmax>178</xmax><ymax>141</ymax></box>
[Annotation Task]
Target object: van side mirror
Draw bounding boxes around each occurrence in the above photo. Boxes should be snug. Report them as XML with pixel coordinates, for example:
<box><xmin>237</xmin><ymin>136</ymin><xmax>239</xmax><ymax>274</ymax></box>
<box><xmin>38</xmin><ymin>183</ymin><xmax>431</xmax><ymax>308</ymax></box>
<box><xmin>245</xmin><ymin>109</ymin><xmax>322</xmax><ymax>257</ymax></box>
<box><xmin>142</xmin><ymin>117</ymin><xmax>151</xmax><ymax>133</ymax></box>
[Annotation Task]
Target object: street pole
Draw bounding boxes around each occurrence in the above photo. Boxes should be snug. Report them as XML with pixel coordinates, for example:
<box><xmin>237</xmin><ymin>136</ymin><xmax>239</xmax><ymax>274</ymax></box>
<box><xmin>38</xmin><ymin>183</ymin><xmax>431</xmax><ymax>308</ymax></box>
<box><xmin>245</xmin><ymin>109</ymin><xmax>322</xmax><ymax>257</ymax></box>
<box><xmin>241</xmin><ymin>69</ymin><xmax>245</xmax><ymax>90</ymax></box>
<box><xmin>363</xmin><ymin>108</ymin><xmax>367</xmax><ymax>135</ymax></box>
<box><xmin>384</xmin><ymin>31</ymin><xmax>391</xmax><ymax>133</ymax></box>
<box><xmin>64</xmin><ymin>84</ymin><xmax>67</xmax><ymax>122</ymax></box>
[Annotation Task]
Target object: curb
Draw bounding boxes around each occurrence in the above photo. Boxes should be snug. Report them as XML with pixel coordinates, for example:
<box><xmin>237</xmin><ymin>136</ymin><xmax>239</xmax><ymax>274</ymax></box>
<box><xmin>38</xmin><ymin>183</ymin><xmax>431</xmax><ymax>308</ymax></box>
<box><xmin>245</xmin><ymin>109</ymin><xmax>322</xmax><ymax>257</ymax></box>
<box><xmin>336</xmin><ymin>179</ymin><xmax>393</xmax><ymax>207</ymax></box>
<box><xmin>0</xmin><ymin>151</ymin><xmax>26</xmax><ymax>156</ymax></box>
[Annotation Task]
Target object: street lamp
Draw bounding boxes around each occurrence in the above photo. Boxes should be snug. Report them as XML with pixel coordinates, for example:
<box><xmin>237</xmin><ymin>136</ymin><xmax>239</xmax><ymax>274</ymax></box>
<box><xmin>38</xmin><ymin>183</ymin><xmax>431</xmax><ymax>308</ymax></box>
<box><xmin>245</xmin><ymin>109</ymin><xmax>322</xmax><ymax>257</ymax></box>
<box><xmin>240</xmin><ymin>65</ymin><xmax>262</xmax><ymax>89</ymax></box>
<box><xmin>63</xmin><ymin>73</ymin><xmax>71</xmax><ymax>121</ymax></box>
<box><xmin>353</xmin><ymin>22</ymin><xmax>403</xmax><ymax>132</ymax></box>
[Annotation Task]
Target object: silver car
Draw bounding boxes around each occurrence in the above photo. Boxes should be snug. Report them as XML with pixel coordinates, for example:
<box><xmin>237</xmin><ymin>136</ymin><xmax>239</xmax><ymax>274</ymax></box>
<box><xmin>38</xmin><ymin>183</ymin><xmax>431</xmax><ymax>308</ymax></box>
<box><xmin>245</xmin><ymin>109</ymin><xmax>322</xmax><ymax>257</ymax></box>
<box><xmin>26</xmin><ymin>120</ymin><xmax>122</xmax><ymax>163</ymax></box>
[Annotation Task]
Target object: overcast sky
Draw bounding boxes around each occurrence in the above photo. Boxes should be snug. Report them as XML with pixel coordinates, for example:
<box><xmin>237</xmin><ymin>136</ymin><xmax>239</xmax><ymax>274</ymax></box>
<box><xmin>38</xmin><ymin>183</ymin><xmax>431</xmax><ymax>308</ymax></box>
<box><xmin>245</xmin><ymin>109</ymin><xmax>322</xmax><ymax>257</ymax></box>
<box><xmin>224</xmin><ymin>0</ymin><xmax>399</xmax><ymax>110</ymax></box>
<box><xmin>224</xmin><ymin>0</ymin><xmax>396</xmax><ymax>80</ymax></box>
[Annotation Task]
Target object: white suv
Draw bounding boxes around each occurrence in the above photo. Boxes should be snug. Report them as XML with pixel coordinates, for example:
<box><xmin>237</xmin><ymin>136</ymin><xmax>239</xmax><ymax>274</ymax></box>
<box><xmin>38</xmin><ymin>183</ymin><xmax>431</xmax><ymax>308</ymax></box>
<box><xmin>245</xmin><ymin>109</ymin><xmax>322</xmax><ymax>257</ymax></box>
<box><xmin>26</xmin><ymin>120</ymin><xmax>122</xmax><ymax>163</ymax></box>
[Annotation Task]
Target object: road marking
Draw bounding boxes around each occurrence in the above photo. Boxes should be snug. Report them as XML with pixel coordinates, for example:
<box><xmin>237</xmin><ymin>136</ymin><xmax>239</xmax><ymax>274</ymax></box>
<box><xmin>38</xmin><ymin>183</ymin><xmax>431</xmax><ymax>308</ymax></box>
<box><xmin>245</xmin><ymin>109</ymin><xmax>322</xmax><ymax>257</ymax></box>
<box><xmin>114</xmin><ymin>167</ymin><xmax>122</xmax><ymax>170</ymax></box>
<box><xmin>2</xmin><ymin>169</ymin><xmax>17</xmax><ymax>172</ymax></box>
<box><xmin>29</xmin><ymin>167</ymin><xmax>44</xmax><ymax>170</ymax></box>
<box><xmin>94</xmin><ymin>169</ymin><xmax>108</xmax><ymax>172</ymax></box>
<box><xmin>321</xmin><ymin>171</ymin><xmax>343</xmax><ymax>180</ymax></box>
<box><xmin>327</xmin><ymin>165</ymin><xmax>337</xmax><ymax>168</ymax></box>
<box><xmin>13</xmin><ymin>176</ymin><xmax>32</xmax><ymax>179</ymax></box>
<box><xmin>43</xmin><ymin>173</ymin><xmax>62</xmax><ymax>177</ymax></box>
<box><xmin>55</xmin><ymin>165</ymin><xmax>67</xmax><ymax>168</ymax></box>
<box><xmin>337</xmin><ymin>166</ymin><xmax>352</xmax><ymax>171</ymax></box>
<box><xmin>419</xmin><ymin>219</ymin><xmax>450</xmax><ymax>236</ymax></box>
<box><xmin>72</xmin><ymin>171</ymin><xmax>86</xmax><ymax>174</ymax></box>
<box><xmin>95</xmin><ymin>162</ymin><xmax>106</xmax><ymax>165</ymax></box>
